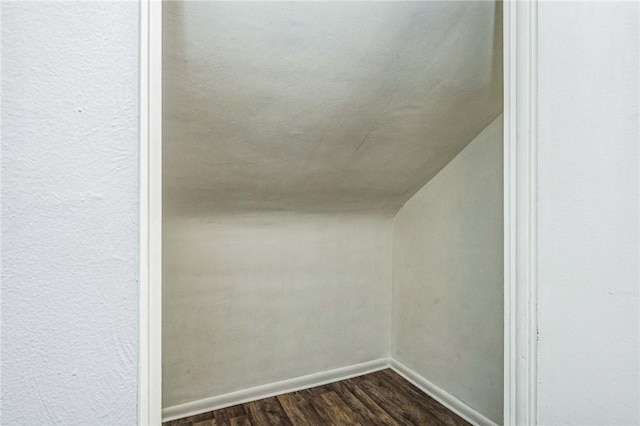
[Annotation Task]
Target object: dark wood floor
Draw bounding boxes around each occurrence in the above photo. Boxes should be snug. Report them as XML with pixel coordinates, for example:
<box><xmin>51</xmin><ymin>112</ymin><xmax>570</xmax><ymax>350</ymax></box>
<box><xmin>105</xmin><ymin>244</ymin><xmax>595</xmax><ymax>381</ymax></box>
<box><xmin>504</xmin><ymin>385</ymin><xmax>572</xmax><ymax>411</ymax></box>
<box><xmin>164</xmin><ymin>369</ymin><xmax>469</xmax><ymax>426</ymax></box>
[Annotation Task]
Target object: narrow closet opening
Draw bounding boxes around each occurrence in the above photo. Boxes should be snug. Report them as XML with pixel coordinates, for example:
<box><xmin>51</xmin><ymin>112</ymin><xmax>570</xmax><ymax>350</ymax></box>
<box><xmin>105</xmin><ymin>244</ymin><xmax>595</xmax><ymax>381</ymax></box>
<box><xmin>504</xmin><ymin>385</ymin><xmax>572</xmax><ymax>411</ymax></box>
<box><xmin>162</xmin><ymin>1</ymin><xmax>503</xmax><ymax>424</ymax></box>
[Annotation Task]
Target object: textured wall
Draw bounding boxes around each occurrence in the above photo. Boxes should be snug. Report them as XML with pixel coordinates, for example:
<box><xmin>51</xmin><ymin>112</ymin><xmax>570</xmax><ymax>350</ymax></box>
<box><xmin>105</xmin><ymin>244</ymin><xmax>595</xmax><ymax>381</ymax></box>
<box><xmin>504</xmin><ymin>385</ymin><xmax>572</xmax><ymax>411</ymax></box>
<box><xmin>162</xmin><ymin>212</ymin><xmax>392</xmax><ymax>408</ymax></box>
<box><xmin>392</xmin><ymin>116</ymin><xmax>503</xmax><ymax>423</ymax></box>
<box><xmin>537</xmin><ymin>2</ymin><xmax>639</xmax><ymax>424</ymax></box>
<box><xmin>1</xmin><ymin>2</ymin><xmax>139</xmax><ymax>424</ymax></box>
<box><xmin>163</xmin><ymin>1</ymin><xmax>502</xmax><ymax>213</ymax></box>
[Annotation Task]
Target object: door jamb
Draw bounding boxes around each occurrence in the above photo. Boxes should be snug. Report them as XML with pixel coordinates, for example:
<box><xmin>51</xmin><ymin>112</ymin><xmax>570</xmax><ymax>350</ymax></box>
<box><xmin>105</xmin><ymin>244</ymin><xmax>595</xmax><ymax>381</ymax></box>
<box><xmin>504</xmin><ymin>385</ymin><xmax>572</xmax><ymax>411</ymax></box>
<box><xmin>139</xmin><ymin>0</ymin><xmax>162</xmax><ymax>424</ymax></box>
<box><xmin>503</xmin><ymin>0</ymin><xmax>539</xmax><ymax>424</ymax></box>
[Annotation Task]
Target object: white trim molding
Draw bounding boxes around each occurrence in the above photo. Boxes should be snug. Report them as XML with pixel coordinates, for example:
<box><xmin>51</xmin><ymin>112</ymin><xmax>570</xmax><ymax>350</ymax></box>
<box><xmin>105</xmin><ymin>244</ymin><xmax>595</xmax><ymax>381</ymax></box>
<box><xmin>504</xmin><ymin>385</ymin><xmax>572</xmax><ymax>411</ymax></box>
<box><xmin>503</xmin><ymin>0</ymin><xmax>538</xmax><ymax>424</ymax></box>
<box><xmin>390</xmin><ymin>360</ymin><xmax>499</xmax><ymax>426</ymax></box>
<box><xmin>162</xmin><ymin>359</ymin><xmax>390</xmax><ymax>423</ymax></box>
<box><xmin>139</xmin><ymin>0</ymin><xmax>163</xmax><ymax>425</ymax></box>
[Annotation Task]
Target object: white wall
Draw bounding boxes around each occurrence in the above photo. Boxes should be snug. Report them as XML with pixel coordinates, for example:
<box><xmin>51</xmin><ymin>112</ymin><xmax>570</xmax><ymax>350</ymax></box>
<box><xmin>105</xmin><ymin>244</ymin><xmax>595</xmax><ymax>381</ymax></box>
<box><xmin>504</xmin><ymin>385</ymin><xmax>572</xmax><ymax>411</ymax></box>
<box><xmin>163</xmin><ymin>1</ymin><xmax>502</xmax><ymax>213</ymax></box>
<box><xmin>536</xmin><ymin>2</ymin><xmax>639</xmax><ymax>425</ymax></box>
<box><xmin>162</xmin><ymin>212</ymin><xmax>392</xmax><ymax>408</ymax></box>
<box><xmin>392</xmin><ymin>116</ymin><xmax>503</xmax><ymax>424</ymax></box>
<box><xmin>1</xmin><ymin>2</ymin><xmax>139</xmax><ymax>425</ymax></box>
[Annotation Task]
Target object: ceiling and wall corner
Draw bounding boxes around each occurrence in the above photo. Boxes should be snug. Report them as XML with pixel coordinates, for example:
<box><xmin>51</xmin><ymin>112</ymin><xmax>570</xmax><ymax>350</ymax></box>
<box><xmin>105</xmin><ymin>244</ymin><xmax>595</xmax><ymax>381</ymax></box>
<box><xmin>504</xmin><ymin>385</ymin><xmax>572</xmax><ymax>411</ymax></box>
<box><xmin>162</xmin><ymin>1</ymin><xmax>502</xmax><ymax>215</ymax></box>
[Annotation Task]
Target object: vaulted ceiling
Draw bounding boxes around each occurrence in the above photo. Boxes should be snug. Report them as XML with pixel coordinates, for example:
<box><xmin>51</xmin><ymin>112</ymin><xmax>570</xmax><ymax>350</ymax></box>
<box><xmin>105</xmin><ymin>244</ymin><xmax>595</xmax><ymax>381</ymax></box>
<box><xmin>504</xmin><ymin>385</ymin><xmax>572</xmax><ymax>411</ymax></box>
<box><xmin>163</xmin><ymin>1</ymin><xmax>502</xmax><ymax>214</ymax></box>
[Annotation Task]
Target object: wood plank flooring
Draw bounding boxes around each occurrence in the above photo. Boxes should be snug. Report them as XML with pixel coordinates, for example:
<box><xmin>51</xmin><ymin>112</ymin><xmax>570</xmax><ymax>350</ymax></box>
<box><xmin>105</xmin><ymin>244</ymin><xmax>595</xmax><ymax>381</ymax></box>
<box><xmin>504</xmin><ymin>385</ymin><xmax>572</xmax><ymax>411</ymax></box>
<box><xmin>164</xmin><ymin>369</ymin><xmax>469</xmax><ymax>426</ymax></box>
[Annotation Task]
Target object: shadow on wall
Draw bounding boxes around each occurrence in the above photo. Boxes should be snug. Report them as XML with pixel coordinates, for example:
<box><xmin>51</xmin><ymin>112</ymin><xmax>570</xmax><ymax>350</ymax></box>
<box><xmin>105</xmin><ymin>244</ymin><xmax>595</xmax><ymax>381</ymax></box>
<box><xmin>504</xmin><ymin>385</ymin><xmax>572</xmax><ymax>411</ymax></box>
<box><xmin>162</xmin><ymin>1</ymin><xmax>502</xmax><ymax>215</ymax></box>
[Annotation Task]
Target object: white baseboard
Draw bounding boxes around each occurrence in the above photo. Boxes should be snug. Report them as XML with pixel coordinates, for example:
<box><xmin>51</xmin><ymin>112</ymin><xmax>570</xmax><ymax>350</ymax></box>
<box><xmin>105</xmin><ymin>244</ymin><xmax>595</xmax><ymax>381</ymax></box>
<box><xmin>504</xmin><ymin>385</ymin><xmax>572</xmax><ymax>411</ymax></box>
<box><xmin>389</xmin><ymin>359</ymin><xmax>499</xmax><ymax>426</ymax></box>
<box><xmin>164</xmin><ymin>358</ymin><xmax>499</xmax><ymax>426</ymax></box>
<box><xmin>162</xmin><ymin>358</ymin><xmax>390</xmax><ymax>422</ymax></box>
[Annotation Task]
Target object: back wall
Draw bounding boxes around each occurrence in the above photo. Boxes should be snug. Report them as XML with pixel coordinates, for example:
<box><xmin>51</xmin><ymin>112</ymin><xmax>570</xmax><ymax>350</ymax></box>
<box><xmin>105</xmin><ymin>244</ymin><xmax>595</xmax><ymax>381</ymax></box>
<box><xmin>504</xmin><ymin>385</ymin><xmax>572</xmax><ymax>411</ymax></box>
<box><xmin>163</xmin><ymin>212</ymin><xmax>392</xmax><ymax>408</ymax></box>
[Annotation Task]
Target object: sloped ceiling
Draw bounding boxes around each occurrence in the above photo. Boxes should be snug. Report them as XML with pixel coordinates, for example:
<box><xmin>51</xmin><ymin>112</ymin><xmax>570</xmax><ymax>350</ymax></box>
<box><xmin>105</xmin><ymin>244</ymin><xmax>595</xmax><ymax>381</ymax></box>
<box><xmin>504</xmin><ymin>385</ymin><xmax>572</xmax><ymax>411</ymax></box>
<box><xmin>163</xmin><ymin>1</ymin><xmax>502</xmax><ymax>214</ymax></box>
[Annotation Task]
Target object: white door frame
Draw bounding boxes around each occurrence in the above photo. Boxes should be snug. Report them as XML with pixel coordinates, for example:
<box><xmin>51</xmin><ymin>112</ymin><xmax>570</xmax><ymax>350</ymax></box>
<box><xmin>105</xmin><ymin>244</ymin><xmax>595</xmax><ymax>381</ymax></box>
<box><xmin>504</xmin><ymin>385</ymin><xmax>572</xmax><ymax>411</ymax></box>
<box><xmin>138</xmin><ymin>1</ymin><xmax>539</xmax><ymax>424</ymax></box>
<box><xmin>139</xmin><ymin>0</ymin><xmax>162</xmax><ymax>424</ymax></box>
<box><xmin>503</xmin><ymin>0</ymin><xmax>538</xmax><ymax>424</ymax></box>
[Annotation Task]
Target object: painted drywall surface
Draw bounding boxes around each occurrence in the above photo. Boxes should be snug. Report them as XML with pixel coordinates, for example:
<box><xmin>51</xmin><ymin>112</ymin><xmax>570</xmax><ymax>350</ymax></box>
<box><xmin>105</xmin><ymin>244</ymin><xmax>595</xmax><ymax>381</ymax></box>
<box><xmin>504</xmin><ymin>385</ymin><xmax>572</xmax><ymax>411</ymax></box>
<box><xmin>1</xmin><ymin>2</ymin><xmax>139</xmax><ymax>424</ymax></box>
<box><xmin>163</xmin><ymin>1</ymin><xmax>502</xmax><ymax>214</ymax></box>
<box><xmin>161</xmin><ymin>0</ymin><xmax>503</xmax><ymax>411</ymax></box>
<box><xmin>162</xmin><ymin>212</ymin><xmax>392</xmax><ymax>407</ymax></box>
<box><xmin>392</xmin><ymin>116</ymin><xmax>503</xmax><ymax>423</ymax></box>
<box><xmin>536</xmin><ymin>3</ymin><xmax>639</xmax><ymax>425</ymax></box>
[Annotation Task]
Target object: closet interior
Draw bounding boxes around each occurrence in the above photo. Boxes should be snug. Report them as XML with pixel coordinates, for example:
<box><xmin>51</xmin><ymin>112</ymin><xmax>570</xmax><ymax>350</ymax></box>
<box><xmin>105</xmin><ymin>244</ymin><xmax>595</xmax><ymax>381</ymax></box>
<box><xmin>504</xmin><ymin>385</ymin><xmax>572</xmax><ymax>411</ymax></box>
<box><xmin>162</xmin><ymin>1</ymin><xmax>503</xmax><ymax>424</ymax></box>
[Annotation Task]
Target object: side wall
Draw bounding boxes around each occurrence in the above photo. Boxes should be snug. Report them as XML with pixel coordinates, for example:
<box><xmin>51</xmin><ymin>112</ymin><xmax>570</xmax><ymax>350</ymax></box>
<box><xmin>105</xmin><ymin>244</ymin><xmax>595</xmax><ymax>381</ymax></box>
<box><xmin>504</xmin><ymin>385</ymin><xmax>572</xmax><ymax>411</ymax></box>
<box><xmin>1</xmin><ymin>2</ymin><xmax>139</xmax><ymax>424</ymax></box>
<box><xmin>392</xmin><ymin>116</ymin><xmax>503</xmax><ymax>423</ymax></box>
<box><xmin>536</xmin><ymin>2</ymin><xmax>639</xmax><ymax>424</ymax></box>
<box><xmin>163</xmin><ymin>212</ymin><xmax>392</xmax><ymax>408</ymax></box>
